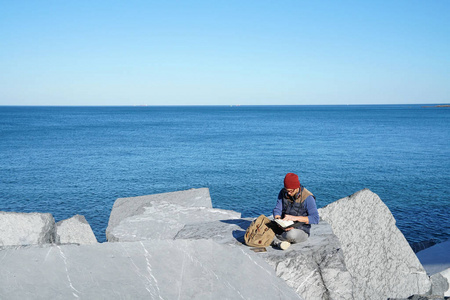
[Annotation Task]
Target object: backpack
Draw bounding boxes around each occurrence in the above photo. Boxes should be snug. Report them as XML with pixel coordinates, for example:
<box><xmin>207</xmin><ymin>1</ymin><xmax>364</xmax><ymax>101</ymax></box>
<box><xmin>244</xmin><ymin>214</ymin><xmax>275</xmax><ymax>247</ymax></box>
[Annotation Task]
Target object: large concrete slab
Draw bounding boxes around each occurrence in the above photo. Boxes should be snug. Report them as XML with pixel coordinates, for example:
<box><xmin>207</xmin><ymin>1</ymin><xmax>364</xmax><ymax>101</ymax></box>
<box><xmin>108</xmin><ymin>188</ymin><xmax>213</xmax><ymax>229</ymax></box>
<box><xmin>109</xmin><ymin>206</ymin><xmax>240</xmax><ymax>242</ymax></box>
<box><xmin>0</xmin><ymin>239</ymin><xmax>302</xmax><ymax>300</ymax></box>
<box><xmin>106</xmin><ymin>188</ymin><xmax>240</xmax><ymax>242</ymax></box>
<box><xmin>319</xmin><ymin>189</ymin><xmax>432</xmax><ymax>299</ymax></box>
<box><xmin>0</xmin><ymin>211</ymin><xmax>56</xmax><ymax>247</ymax></box>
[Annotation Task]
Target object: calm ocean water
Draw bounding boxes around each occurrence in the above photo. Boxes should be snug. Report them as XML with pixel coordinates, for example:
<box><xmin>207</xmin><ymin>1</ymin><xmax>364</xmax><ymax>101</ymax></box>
<box><xmin>0</xmin><ymin>105</ymin><xmax>449</xmax><ymax>243</ymax></box>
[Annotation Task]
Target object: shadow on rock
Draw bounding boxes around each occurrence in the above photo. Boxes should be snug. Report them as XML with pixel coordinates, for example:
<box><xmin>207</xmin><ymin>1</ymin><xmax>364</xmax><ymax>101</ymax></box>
<box><xmin>220</xmin><ymin>218</ymin><xmax>251</xmax><ymax>230</ymax></box>
<box><xmin>232</xmin><ymin>230</ymin><xmax>246</xmax><ymax>244</ymax></box>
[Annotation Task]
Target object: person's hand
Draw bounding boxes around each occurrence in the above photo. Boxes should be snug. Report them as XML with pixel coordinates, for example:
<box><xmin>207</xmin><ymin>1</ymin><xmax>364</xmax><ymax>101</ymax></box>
<box><xmin>284</xmin><ymin>227</ymin><xmax>293</xmax><ymax>231</ymax></box>
<box><xmin>283</xmin><ymin>215</ymin><xmax>297</xmax><ymax>221</ymax></box>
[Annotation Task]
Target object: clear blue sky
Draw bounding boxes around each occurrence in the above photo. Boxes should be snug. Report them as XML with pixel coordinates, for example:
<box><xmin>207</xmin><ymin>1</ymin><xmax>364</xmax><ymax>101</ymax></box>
<box><xmin>1</xmin><ymin>0</ymin><xmax>449</xmax><ymax>106</ymax></box>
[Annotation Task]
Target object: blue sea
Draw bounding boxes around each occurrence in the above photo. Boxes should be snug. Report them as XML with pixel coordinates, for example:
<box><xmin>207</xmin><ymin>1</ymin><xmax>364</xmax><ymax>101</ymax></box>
<box><xmin>1</xmin><ymin>105</ymin><xmax>449</xmax><ymax>244</ymax></box>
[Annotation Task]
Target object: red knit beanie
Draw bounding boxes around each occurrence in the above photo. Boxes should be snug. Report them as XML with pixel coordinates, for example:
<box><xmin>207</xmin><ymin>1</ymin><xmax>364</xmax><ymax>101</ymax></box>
<box><xmin>284</xmin><ymin>173</ymin><xmax>300</xmax><ymax>189</ymax></box>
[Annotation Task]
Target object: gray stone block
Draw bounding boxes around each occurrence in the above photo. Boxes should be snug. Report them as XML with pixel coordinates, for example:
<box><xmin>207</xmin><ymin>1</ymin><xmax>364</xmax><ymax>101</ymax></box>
<box><xmin>56</xmin><ymin>215</ymin><xmax>98</xmax><ymax>245</ymax></box>
<box><xmin>175</xmin><ymin>218</ymin><xmax>252</xmax><ymax>245</ymax></box>
<box><xmin>319</xmin><ymin>189</ymin><xmax>432</xmax><ymax>299</ymax></box>
<box><xmin>255</xmin><ymin>221</ymin><xmax>354</xmax><ymax>300</ymax></box>
<box><xmin>108</xmin><ymin>188</ymin><xmax>212</xmax><ymax>229</ymax></box>
<box><xmin>443</xmin><ymin>269</ymin><xmax>450</xmax><ymax>297</ymax></box>
<box><xmin>0</xmin><ymin>239</ymin><xmax>302</xmax><ymax>300</ymax></box>
<box><xmin>430</xmin><ymin>273</ymin><xmax>449</xmax><ymax>297</ymax></box>
<box><xmin>0</xmin><ymin>211</ymin><xmax>56</xmax><ymax>247</ymax></box>
<box><xmin>106</xmin><ymin>188</ymin><xmax>241</xmax><ymax>242</ymax></box>
<box><xmin>176</xmin><ymin>219</ymin><xmax>355</xmax><ymax>300</ymax></box>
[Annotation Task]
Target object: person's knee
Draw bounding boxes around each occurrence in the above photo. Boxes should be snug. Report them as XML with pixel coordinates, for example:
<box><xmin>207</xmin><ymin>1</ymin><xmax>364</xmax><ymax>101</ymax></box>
<box><xmin>285</xmin><ymin>229</ymin><xmax>308</xmax><ymax>243</ymax></box>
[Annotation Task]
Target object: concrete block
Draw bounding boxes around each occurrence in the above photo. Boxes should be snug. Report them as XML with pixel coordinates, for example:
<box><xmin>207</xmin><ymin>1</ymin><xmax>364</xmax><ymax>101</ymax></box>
<box><xmin>0</xmin><ymin>240</ymin><xmax>302</xmax><ymax>300</ymax></box>
<box><xmin>0</xmin><ymin>211</ymin><xmax>56</xmax><ymax>247</ymax></box>
<box><xmin>106</xmin><ymin>188</ymin><xmax>240</xmax><ymax>242</ymax></box>
<box><xmin>319</xmin><ymin>189</ymin><xmax>432</xmax><ymax>299</ymax></box>
<box><xmin>56</xmin><ymin>215</ymin><xmax>98</xmax><ymax>245</ymax></box>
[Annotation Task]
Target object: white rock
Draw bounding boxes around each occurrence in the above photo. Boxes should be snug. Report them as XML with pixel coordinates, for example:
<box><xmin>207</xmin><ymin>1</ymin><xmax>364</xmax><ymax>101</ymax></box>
<box><xmin>442</xmin><ymin>268</ymin><xmax>450</xmax><ymax>296</ymax></box>
<box><xmin>0</xmin><ymin>240</ymin><xmax>302</xmax><ymax>300</ymax></box>
<box><xmin>0</xmin><ymin>211</ymin><xmax>55</xmax><ymax>247</ymax></box>
<box><xmin>106</xmin><ymin>188</ymin><xmax>241</xmax><ymax>242</ymax></box>
<box><xmin>108</xmin><ymin>188</ymin><xmax>212</xmax><ymax>228</ymax></box>
<box><xmin>56</xmin><ymin>215</ymin><xmax>98</xmax><ymax>245</ymax></box>
<box><xmin>319</xmin><ymin>189</ymin><xmax>432</xmax><ymax>299</ymax></box>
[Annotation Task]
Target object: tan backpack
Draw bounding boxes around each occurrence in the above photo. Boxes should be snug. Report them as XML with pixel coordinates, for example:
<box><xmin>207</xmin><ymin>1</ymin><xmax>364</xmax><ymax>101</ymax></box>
<box><xmin>244</xmin><ymin>215</ymin><xmax>275</xmax><ymax>247</ymax></box>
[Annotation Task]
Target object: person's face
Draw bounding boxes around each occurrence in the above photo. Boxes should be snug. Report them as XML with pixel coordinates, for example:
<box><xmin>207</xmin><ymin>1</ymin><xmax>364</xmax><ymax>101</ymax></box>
<box><xmin>286</xmin><ymin>188</ymin><xmax>299</xmax><ymax>196</ymax></box>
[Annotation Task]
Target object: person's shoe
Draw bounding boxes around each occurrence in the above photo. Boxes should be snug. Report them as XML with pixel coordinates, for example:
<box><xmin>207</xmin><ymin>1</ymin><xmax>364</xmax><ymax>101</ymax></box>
<box><xmin>279</xmin><ymin>241</ymin><xmax>291</xmax><ymax>250</ymax></box>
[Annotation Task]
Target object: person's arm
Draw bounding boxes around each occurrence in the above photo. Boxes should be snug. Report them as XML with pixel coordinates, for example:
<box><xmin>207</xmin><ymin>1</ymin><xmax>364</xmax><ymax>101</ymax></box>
<box><xmin>305</xmin><ymin>196</ymin><xmax>319</xmax><ymax>224</ymax></box>
<box><xmin>283</xmin><ymin>196</ymin><xmax>319</xmax><ymax>224</ymax></box>
<box><xmin>273</xmin><ymin>193</ymin><xmax>283</xmax><ymax>219</ymax></box>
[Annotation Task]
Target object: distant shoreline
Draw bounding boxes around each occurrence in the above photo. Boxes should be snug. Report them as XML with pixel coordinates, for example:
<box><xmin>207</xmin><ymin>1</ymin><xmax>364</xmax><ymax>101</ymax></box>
<box><xmin>422</xmin><ymin>105</ymin><xmax>450</xmax><ymax>108</ymax></box>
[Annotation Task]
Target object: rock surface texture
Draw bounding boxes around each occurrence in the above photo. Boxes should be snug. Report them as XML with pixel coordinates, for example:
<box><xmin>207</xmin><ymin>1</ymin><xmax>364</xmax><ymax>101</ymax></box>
<box><xmin>176</xmin><ymin>219</ymin><xmax>354</xmax><ymax>299</ymax></box>
<box><xmin>0</xmin><ymin>211</ymin><xmax>56</xmax><ymax>247</ymax></box>
<box><xmin>319</xmin><ymin>189</ymin><xmax>432</xmax><ymax>299</ymax></box>
<box><xmin>0</xmin><ymin>240</ymin><xmax>301</xmax><ymax>300</ymax></box>
<box><xmin>260</xmin><ymin>221</ymin><xmax>355</xmax><ymax>300</ymax></box>
<box><xmin>109</xmin><ymin>189</ymin><xmax>354</xmax><ymax>299</ymax></box>
<box><xmin>106</xmin><ymin>188</ymin><xmax>241</xmax><ymax>242</ymax></box>
<box><xmin>1</xmin><ymin>188</ymin><xmax>444</xmax><ymax>300</ymax></box>
<box><xmin>56</xmin><ymin>215</ymin><xmax>98</xmax><ymax>245</ymax></box>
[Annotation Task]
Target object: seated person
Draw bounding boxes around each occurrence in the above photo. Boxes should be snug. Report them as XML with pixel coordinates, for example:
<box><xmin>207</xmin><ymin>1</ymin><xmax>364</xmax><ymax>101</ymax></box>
<box><xmin>272</xmin><ymin>172</ymin><xmax>319</xmax><ymax>250</ymax></box>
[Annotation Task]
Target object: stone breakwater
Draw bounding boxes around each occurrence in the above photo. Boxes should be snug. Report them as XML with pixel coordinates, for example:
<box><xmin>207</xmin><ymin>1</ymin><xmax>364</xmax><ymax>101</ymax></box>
<box><xmin>0</xmin><ymin>188</ymin><xmax>448</xmax><ymax>299</ymax></box>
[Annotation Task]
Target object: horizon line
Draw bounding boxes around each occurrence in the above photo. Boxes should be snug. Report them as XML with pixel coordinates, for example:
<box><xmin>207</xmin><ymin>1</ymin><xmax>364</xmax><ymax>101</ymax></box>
<box><xmin>1</xmin><ymin>103</ymin><xmax>449</xmax><ymax>108</ymax></box>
